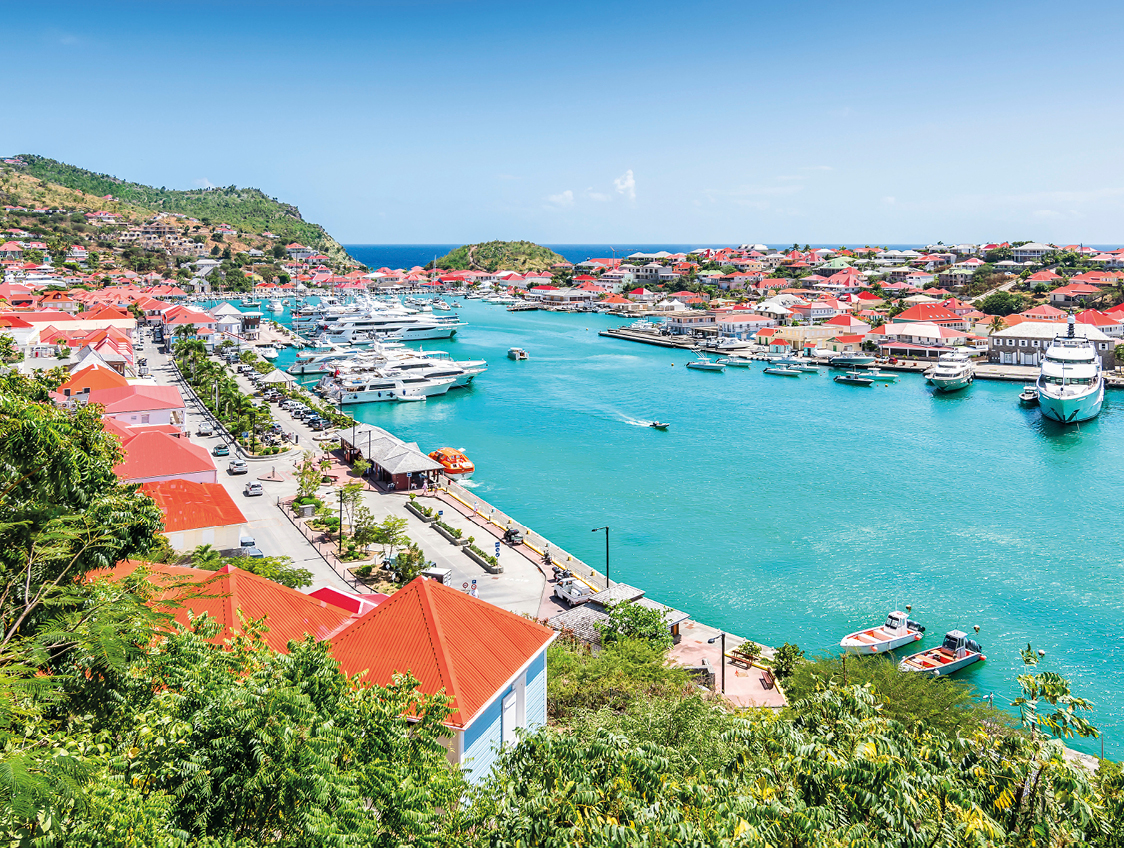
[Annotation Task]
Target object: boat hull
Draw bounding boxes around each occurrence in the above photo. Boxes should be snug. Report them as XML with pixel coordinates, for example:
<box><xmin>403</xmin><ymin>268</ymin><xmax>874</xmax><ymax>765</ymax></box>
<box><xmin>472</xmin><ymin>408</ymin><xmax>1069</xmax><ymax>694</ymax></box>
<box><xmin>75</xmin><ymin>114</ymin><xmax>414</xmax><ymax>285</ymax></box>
<box><xmin>1038</xmin><ymin>381</ymin><xmax>1103</xmax><ymax>423</ymax></box>
<box><xmin>899</xmin><ymin>650</ymin><xmax>983</xmax><ymax>676</ymax></box>
<box><xmin>841</xmin><ymin>630</ymin><xmax>923</xmax><ymax>655</ymax></box>
<box><xmin>687</xmin><ymin>362</ymin><xmax>725</xmax><ymax>371</ymax></box>
<box><xmin>931</xmin><ymin>375</ymin><xmax>972</xmax><ymax>392</ymax></box>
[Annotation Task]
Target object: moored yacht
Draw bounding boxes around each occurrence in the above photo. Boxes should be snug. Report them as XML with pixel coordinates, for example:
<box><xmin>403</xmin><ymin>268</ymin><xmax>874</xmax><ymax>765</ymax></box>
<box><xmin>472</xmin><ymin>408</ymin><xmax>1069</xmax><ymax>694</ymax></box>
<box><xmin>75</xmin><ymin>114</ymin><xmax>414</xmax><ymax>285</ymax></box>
<box><xmin>325</xmin><ymin>372</ymin><xmax>457</xmax><ymax>404</ymax></box>
<box><xmin>925</xmin><ymin>350</ymin><xmax>974</xmax><ymax>392</ymax></box>
<box><xmin>1037</xmin><ymin>315</ymin><xmax>1104</xmax><ymax>424</ymax></box>
<box><xmin>830</xmin><ymin>353</ymin><xmax>876</xmax><ymax>368</ymax></box>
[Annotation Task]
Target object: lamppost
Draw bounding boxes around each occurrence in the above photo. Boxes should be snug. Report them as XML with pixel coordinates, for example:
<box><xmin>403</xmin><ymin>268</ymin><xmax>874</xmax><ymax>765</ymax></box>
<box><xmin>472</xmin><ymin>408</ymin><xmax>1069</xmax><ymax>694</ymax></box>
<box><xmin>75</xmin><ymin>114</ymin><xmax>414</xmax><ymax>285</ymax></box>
<box><xmin>590</xmin><ymin>526</ymin><xmax>609</xmax><ymax>587</ymax></box>
<box><xmin>338</xmin><ymin>486</ymin><xmax>345</xmax><ymax>556</ymax></box>
<box><xmin>708</xmin><ymin>632</ymin><xmax>726</xmax><ymax>693</ymax></box>
<box><xmin>249</xmin><ymin>408</ymin><xmax>256</xmax><ymax>454</ymax></box>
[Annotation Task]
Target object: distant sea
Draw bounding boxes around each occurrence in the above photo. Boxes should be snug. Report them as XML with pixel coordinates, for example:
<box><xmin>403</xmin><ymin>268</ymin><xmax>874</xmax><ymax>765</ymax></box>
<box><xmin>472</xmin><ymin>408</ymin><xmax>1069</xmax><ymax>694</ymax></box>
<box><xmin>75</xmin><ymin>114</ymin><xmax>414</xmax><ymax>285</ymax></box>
<box><xmin>345</xmin><ymin>243</ymin><xmax>1123</xmax><ymax>269</ymax></box>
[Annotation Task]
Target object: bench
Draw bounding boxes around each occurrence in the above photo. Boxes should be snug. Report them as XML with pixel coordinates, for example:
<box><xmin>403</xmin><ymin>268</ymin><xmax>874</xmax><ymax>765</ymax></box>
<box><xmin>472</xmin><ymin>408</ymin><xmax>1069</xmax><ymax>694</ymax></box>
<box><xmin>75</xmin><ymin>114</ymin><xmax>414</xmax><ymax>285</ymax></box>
<box><xmin>728</xmin><ymin>650</ymin><xmax>758</xmax><ymax>669</ymax></box>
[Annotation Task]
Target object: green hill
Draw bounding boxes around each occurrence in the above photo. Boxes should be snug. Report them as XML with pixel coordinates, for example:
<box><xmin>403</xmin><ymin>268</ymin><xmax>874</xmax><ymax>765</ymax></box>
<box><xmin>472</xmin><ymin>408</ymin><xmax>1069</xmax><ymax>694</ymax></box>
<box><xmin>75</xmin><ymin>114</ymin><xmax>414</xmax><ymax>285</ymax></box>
<box><xmin>10</xmin><ymin>154</ymin><xmax>350</xmax><ymax>260</ymax></box>
<box><xmin>433</xmin><ymin>240</ymin><xmax>565</xmax><ymax>273</ymax></box>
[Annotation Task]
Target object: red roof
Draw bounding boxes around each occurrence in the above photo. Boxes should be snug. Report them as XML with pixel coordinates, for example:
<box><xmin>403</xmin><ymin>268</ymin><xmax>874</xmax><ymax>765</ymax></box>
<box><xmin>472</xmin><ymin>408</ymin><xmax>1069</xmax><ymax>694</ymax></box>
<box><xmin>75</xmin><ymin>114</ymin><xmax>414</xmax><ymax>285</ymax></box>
<box><xmin>102</xmin><ymin>562</ymin><xmax>355</xmax><ymax>653</ymax></box>
<box><xmin>57</xmin><ymin>364</ymin><xmax>130</xmax><ymax>394</ymax></box>
<box><xmin>112</xmin><ymin>431</ymin><xmax>214</xmax><ymax>482</ymax></box>
<box><xmin>87</xmin><ymin>384</ymin><xmax>184</xmax><ymax>413</ymax></box>
<box><xmin>141</xmin><ymin>479</ymin><xmax>247</xmax><ymax>532</ymax></box>
<box><xmin>330</xmin><ymin>578</ymin><xmax>555</xmax><ymax>728</ymax></box>
<box><xmin>894</xmin><ymin>303</ymin><xmax>964</xmax><ymax>323</ymax></box>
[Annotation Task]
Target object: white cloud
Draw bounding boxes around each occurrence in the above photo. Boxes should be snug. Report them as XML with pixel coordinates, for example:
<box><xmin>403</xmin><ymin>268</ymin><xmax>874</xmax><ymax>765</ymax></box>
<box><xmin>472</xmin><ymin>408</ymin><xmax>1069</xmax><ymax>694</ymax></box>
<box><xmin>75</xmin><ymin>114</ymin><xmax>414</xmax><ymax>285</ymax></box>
<box><xmin>585</xmin><ymin>187</ymin><xmax>611</xmax><ymax>202</ymax></box>
<box><xmin>613</xmin><ymin>169</ymin><xmax>636</xmax><ymax>201</ymax></box>
<box><xmin>546</xmin><ymin>189</ymin><xmax>574</xmax><ymax>207</ymax></box>
<box><xmin>194</xmin><ymin>177</ymin><xmax>215</xmax><ymax>188</ymax></box>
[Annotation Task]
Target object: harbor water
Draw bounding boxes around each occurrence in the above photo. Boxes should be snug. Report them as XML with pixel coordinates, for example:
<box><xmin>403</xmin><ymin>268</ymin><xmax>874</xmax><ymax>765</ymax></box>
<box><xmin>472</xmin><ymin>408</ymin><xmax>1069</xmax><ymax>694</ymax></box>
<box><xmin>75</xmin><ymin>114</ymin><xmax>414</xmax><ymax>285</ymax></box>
<box><xmin>252</xmin><ymin>297</ymin><xmax>1120</xmax><ymax>756</ymax></box>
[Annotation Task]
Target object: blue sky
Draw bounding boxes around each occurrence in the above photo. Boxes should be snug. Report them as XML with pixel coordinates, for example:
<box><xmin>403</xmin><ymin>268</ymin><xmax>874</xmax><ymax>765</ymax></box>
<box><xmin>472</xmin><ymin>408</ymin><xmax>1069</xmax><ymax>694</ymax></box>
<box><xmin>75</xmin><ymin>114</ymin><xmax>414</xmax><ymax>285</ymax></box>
<box><xmin>5</xmin><ymin>0</ymin><xmax>1124</xmax><ymax>244</ymax></box>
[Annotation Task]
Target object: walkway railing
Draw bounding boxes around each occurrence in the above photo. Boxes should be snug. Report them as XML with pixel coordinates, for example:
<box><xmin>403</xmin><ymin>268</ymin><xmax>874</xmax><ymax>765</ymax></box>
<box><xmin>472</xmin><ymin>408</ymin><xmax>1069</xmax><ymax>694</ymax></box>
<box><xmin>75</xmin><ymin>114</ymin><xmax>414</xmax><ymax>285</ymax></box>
<box><xmin>275</xmin><ymin>495</ymin><xmax>362</xmax><ymax>591</ymax></box>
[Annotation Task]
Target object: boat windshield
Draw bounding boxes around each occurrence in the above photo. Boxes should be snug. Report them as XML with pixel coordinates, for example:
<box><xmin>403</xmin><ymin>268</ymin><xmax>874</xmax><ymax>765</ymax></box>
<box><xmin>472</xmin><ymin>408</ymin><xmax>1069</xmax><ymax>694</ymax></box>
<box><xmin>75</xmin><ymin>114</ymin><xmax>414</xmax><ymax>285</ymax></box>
<box><xmin>941</xmin><ymin>634</ymin><xmax>963</xmax><ymax>652</ymax></box>
<box><xmin>1041</xmin><ymin>375</ymin><xmax>1093</xmax><ymax>385</ymax></box>
<box><xmin>884</xmin><ymin>614</ymin><xmax>904</xmax><ymax>629</ymax></box>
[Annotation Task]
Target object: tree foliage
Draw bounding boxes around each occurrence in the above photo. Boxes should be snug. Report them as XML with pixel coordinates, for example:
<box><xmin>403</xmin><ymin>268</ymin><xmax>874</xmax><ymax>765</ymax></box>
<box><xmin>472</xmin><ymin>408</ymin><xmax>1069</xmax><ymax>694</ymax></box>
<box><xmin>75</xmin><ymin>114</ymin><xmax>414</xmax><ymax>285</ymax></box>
<box><xmin>596</xmin><ymin>600</ymin><xmax>673</xmax><ymax>650</ymax></box>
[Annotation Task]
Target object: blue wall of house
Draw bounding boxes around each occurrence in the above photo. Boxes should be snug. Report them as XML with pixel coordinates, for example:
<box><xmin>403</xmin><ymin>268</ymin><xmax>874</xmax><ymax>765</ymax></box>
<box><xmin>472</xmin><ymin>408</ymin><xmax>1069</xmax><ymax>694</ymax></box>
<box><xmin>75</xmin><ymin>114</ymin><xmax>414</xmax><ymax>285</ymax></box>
<box><xmin>460</xmin><ymin>648</ymin><xmax>549</xmax><ymax>783</ymax></box>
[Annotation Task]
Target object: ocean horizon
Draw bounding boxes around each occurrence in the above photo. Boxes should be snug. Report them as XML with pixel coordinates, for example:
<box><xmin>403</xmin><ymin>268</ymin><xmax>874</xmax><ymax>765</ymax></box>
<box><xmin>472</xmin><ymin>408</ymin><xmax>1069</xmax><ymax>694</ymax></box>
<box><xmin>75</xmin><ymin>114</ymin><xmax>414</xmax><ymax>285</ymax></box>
<box><xmin>344</xmin><ymin>243</ymin><xmax>1123</xmax><ymax>271</ymax></box>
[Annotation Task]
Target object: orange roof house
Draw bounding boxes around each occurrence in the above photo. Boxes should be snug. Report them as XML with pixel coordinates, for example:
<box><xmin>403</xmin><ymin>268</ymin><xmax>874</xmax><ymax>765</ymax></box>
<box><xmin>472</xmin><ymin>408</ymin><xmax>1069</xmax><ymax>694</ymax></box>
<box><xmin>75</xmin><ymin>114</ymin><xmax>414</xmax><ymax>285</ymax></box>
<box><xmin>55</xmin><ymin>363</ymin><xmax>130</xmax><ymax>397</ymax></box>
<box><xmin>141</xmin><ymin>479</ymin><xmax>247</xmax><ymax>551</ymax></box>
<box><xmin>331</xmin><ymin>577</ymin><xmax>555</xmax><ymax>778</ymax></box>
<box><xmin>112</xmin><ymin>430</ymin><xmax>216</xmax><ymax>485</ymax></box>
<box><xmin>104</xmin><ymin>561</ymin><xmax>355</xmax><ymax>653</ymax></box>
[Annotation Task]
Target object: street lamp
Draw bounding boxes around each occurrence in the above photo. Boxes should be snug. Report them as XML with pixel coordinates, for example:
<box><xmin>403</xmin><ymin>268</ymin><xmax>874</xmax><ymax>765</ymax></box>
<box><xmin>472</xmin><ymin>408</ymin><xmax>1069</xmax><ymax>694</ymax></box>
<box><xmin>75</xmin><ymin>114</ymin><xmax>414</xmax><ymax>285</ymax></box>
<box><xmin>590</xmin><ymin>526</ymin><xmax>609</xmax><ymax>588</ymax></box>
<box><xmin>708</xmin><ymin>632</ymin><xmax>726</xmax><ymax>693</ymax></box>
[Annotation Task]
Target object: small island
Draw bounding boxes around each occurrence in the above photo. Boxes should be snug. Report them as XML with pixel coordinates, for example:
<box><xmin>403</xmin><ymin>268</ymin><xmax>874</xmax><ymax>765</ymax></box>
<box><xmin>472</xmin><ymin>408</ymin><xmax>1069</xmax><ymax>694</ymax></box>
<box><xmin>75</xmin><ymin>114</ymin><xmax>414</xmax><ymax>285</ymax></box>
<box><xmin>431</xmin><ymin>240</ymin><xmax>564</xmax><ymax>273</ymax></box>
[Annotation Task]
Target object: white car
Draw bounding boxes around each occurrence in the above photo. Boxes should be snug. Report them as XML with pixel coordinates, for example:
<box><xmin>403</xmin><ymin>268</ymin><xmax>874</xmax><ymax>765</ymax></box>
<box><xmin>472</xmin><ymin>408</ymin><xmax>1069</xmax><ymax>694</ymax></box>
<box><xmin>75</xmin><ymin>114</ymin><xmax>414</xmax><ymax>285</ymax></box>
<box><xmin>227</xmin><ymin>459</ymin><xmax>249</xmax><ymax>475</ymax></box>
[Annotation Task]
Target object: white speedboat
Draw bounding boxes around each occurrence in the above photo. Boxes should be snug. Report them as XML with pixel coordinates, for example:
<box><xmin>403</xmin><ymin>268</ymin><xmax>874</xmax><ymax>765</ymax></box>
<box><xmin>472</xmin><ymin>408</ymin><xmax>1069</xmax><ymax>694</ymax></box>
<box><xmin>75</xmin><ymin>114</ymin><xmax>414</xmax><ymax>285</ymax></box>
<box><xmin>925</xmin><ymin>350</ymin><xmax>974</xmax><ymax>392</ymax></box>
<box><xmin>763</xmin><ymin>366</ymin><xmax>801</xmax><ymax>376</ymax></box>
<box><xmin>1019</xmin><ymin>385</ymin><xmax>1040</xmax><ymax>405</ymax></box>
<box><xmin>840</xmin><ymin>611</ymin><xmax>924</xmax><ymax>655</ymax></box>
<box><xmin>899</xmin><ymin>630</ymin><xmax>985</xmax><ymax>676</ymax></box>
<box><xmin>257</xmin><ymin>344</ymin><xmax>279</xmax><ymax>360</ymax></box>
<box><xmin>1037</xmin><ymin>316</ymin><xmax>1104</xmax><ymax>423</ymax></box>
<box><xmin>830</xmin><ymin>353</ymin><xmax>876</xmax><ymax>368</ymax></box>
<box><xmin>686</xmin><ymin>355</ymin><xmax>726</xmax><ymax>371</ymax></box>
<box><xmin>508</xmin><ymin>347</ymin><xmax>529</xmax><ymax>361</ymax></box>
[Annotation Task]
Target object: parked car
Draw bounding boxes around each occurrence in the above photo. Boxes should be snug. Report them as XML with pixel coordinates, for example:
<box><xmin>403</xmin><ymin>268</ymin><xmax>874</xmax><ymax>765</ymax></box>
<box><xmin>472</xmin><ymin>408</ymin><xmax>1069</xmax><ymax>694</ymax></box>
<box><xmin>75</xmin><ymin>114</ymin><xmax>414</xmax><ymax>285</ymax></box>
<box><xmin>241</xmin><ymin>546</ymin><xmax>265</xmax><ymax>559</ymax></box>
<box><xmin>307</xmin><ymin>418</ymin><xmax>326</xmax><ymax>431</ymax></box>
<box><xmin>554</xmin><ymin>576</ymin><xmax>594</xmax><ymax>607</ymax></box>
<box><xmin>197</xmin><ymin>423</ymin><xmax>214</xmax><ymax>437</ymax></box>
<box><xmin>227</xmin><ymin>459</ymin><xmax>249</xmax><ymax>475</ymax></box>
<box><xmin>244</xmin><ymin>482</ymin><xmax>264</xmax><ymax>497</ymax></box>
<box><xmin>212</xmin><ymin>443</ymin><xmax>230</xmax><ymax>456</ymax></box>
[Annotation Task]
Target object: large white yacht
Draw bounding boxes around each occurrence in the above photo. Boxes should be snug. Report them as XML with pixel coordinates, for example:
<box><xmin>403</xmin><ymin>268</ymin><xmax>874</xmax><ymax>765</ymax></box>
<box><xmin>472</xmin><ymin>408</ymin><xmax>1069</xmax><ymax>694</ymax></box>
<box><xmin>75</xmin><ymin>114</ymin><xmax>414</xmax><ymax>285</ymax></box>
<box><xmin>317</xmin><ymin>309</ymin><xmax>464</xmax><ymax>342</ymax></box>
<box><xmin>325</xmin><ymin>372</ymin><xmax>457</xmax><ymax>404</ymax></box>
<box><xmin>925</xmin><ymin>350</ymin><xmax>974</xmax><ymax>392</ymax></box>
<box><xmin>1037</xmin><ymin>316</ymin><xmax>1104</xmax><ymax>423</ymax></box>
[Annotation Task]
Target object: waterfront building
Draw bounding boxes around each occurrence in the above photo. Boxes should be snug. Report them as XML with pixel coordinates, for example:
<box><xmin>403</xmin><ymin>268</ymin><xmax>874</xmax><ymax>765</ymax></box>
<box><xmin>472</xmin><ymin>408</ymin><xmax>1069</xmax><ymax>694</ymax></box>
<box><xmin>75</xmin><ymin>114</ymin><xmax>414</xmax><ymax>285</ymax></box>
<box><xmin>988</xmin><ymin>321</ymin><xmax>1114</xmax><ymax>367</ymax></box>
<box><xmin>339</xmin><ymin>423</ymin><xmax>445</xmax><ymax>491</ymax></box>
<box><xmin>892</xmin><ymin>303</ymin><xmax>970</xmax><ymax>331</ymax></box>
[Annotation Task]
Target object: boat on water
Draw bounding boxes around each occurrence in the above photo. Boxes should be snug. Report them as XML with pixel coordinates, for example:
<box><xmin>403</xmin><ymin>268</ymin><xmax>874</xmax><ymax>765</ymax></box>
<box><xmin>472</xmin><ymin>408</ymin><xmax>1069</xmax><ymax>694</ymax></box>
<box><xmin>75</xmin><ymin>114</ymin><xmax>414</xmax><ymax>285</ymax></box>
<box><xmin>1037</xmin><ymin>315</ymin><xmax>1104</xmax><ymax>423</ymax></box>
<box><xmin>428</xmin><ymin>447</ymin><xmax>474</xmax><ymax>479</ymax></box>
<box><xmin>899</xmin><ymin>629</ymin><xmax>984</xmax><ymax>676</ymax></box>
<box><xmin>717</xmin><ymin>357</ymin><xmax>753</xmax><ymax>367</ymax></box>
<box><xmin>508</xmin><ymin>347</ymin><xmax>529</xmax><ymax>361</ymax></box>
<box><xmin>1019</xmin><ymin>385</ymin><xmax>1040</xmax><ymax>405</ymax></box>
<box><xmin>325</xmin><ymin>373</ymin><xmax>457</xmax><ymax>404</ymax></box>
<box><xmin>649</xmin><ymin>421</ymin><xmax>670</xmax><ymax>430</ymax></box>
<box><xmin>432</xmin><ymin>299</ymin><xmax>452</xmax><ymax>312</ymax></box>
<box><xmin>840</xmin><ymin>611</ymin><xmax>925</xmax><ymax>655</ymax></box>
<box><xmin>925</xmin><ymin>350</ymin><xmax>974</xmax><ymax>392</ymax></box>
<box><xmin>240</xmin><ymin>297</ymin><xmax>261</xmax><ymax>307</ymax></box>
<box><xmin>830</xmin><ymin>353</ymin><xmax>876</xmax><ymax>368</ymax></box>
<box><xmin>257</xmin><ymin>344</ymin><xmax>279</xmax><ymax>360</ymax></box>
<box><xmin>834</xmin><ymin>372</ymin><xmax>874</xmax><ymax>386</ymax></box>
<box><xmin>686</xmin><ymin>354</ymin><xmax>726</xmax><ymax>371</ymax></box>
<box><xmin>863</xmin><ymin>368</ymin><xmax>897</xmax><ymax>382</ymax></box>
<box><xmin>763</xmin><ymin>366</ymin><xmax>800</xmax><ymax>376</ymax></box>
<box><xmin>792</xmin><ymin>364</ymin><xmax>820</xmax><ymax>373</ymax></box>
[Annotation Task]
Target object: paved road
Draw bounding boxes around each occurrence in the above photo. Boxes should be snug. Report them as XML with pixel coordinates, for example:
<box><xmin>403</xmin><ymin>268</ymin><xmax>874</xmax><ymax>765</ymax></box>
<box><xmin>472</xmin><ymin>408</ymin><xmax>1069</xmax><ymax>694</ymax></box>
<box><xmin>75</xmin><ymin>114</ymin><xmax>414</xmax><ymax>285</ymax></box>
<box><xmin>146</xmin><ymin>342</ymin><xmax>350</xmax><ymax>592</ymax></box>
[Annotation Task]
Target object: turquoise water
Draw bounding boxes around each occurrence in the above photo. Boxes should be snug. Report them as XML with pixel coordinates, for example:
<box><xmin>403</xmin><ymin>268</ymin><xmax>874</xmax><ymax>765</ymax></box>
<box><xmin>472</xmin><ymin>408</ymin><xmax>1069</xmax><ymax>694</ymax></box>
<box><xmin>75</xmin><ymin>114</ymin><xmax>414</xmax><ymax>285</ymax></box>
<box><xmin>251</xmin><ymin>299</ymin><xmax>1119</xmax><ymax>755</ymax></box>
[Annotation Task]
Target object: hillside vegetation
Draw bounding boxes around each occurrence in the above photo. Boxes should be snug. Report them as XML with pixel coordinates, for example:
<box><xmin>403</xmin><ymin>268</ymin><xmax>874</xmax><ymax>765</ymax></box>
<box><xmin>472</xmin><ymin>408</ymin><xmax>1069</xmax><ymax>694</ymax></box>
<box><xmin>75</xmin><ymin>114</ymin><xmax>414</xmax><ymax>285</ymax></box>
<box><xmin>433</xmin><ymin>240</ymin><xmax>564</xmax><ymax>272</ymax></box>
<box><xmin>9</xmin><ymin>154</ymin><xmax>349</xmax><ymax>260</ymax></box>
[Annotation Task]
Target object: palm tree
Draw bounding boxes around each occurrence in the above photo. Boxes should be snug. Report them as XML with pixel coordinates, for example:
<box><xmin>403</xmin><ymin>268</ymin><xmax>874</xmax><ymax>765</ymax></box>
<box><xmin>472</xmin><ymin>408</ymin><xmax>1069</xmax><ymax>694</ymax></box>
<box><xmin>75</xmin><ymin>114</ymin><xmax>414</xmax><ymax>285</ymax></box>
<box><xmin>988</xmin><ymin>315</ymin><xmax>1008</xmax><ymax>334</ymax></box>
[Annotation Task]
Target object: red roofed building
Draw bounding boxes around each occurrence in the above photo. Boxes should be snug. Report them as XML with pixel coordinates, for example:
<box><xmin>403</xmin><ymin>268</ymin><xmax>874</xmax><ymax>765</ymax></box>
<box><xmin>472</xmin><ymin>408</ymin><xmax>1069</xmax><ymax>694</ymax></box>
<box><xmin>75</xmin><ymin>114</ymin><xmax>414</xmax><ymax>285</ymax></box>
<box><xmin>892</xmin><ymin>303</ymin><xmax>969</xmax><ymax>331</ymax></box>
<box><xmin>1075</xmin><ymin>309</ymin><xmax>1123</xmax><ymax>337</ymax></box>
<box><xmin>141</xmin><ymin>479</ymin><xmax>248</xmax><ymax>550</ymax></box>
<box><xmin>112</xmin><ymin>430</ymin><xmax>216</xmax><ymax>484</ymax></box>
<box><xmin>1021</xmin><ymin>303</ymin><xmax>1067</xmax><ymax>321</ymax></box>
<box><xmin>55</xmin><ymin>363</ymin><xmax>130</xmax><ymax>397</ymax></box>
<box><xmin>103</xmin><ymin>561</ymin><xmax>355</xmax><ymax>653</ymax></box>
<box><xmin>85</xmin><ymin>384</ymin><xmax>185</xmax><ymax>427</ymax></box>
<box><xmin>331</xmin><ymin>577</ymin><xmax>555</xmax><ymax>779</ymax></box>
<box><xmin>1049</xmin><ymin>282</ymin><xmax>1102</xmax><ymax>307</ymax></box>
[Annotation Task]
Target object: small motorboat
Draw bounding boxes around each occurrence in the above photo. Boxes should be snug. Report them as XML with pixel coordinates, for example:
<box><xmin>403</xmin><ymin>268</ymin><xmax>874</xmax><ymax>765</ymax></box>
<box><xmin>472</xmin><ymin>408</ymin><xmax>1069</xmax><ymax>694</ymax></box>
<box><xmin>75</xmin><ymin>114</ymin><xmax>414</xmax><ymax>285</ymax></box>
<box><xmin>792</xmin><ymin>364</ymin><xmax>820</xmax><ymax>373</ymax></box>
<box><xmin>395</xmin><ymin>392</ymin><xmax>427</xmax><ymax>402</ymax></box>
<box><xmin>864</xmin><ymin>368</ymin><xmax>898</xmax><ymax>382</ymax></box>
<box><xmin>718</xmin><ymin>357</ymin><xmax>753</xmax><ymax>367</ymax></box>
<box><xmin>686</xmin><ymin>354</ymin><xmax>726</xmax><ymax>371</ymax></box>
<box><xmin>763</xmin><ymin>367</ymin><xmax>801</xmax><ymax>376</ymax></box>
<box><xmin>899</xmin><ymin>629</ymin><xmax>984</xmax><ymax>676</ymax></box>
<box><xmin>1019</xmin><ymin>385</ymin><xmax>1040</xmax><ymax>405</ymax></box>
<box><xmin>840</xmin><ymin>610</ymin><xmax>924</xmax><ymax>655</ymax></box>
<box><xmin>649</xmin><ymin>421</ymin><xmax>670</xmax><ymax>430</ymax></box>
<box><xmin>508</xmin><ymin>347</ymin><xmax>529</xmax><ymax>361</ymax></box>
<box><xmin>835</xmin><ymin>372</ymin><xmax>874</xmax><ymax>386</ymax></box>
